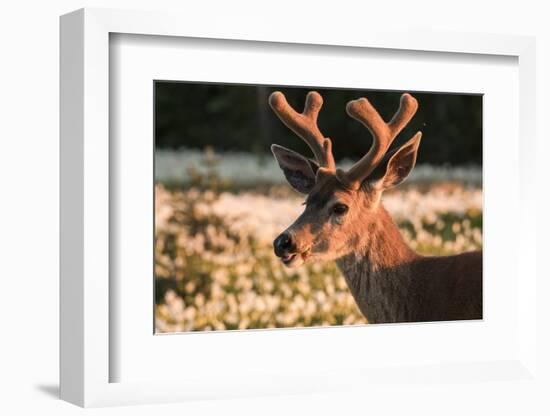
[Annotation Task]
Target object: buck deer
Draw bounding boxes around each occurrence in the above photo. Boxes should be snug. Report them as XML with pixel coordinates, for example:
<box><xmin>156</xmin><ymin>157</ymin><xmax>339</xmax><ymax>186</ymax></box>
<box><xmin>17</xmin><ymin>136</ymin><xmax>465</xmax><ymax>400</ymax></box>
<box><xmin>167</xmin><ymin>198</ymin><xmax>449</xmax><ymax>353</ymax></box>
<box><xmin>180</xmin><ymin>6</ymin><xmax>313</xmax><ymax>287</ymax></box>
<box><xmin>270</xmin><ymin>91</ymin><xmax>482</xmax><ymax>324</ymax></box>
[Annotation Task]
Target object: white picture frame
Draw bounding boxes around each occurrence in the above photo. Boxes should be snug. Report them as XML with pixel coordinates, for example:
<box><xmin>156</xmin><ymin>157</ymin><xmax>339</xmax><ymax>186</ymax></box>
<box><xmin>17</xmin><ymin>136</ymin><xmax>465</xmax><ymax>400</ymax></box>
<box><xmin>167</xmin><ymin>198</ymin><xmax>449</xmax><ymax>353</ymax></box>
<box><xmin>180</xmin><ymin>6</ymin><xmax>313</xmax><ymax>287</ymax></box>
<box><xmin>60</xmin><ymin>7</ymin><xmax>538</xmax><ymax>408</ymax></box>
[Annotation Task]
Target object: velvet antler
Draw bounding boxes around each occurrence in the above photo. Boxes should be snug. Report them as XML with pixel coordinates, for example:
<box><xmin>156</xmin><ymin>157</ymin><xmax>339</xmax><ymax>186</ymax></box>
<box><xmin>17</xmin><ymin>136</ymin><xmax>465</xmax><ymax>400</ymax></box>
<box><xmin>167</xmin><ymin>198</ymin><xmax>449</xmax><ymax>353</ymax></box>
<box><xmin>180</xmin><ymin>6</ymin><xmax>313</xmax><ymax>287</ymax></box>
<box><xmin>335</xmin><ymin>93</ymin><xmax>419</xmax><ymax>190</ymax></box>
<box><xmin>269</xmin><ymin>91</ymin><xmax>336</xmax><ymax>171</ymax></box>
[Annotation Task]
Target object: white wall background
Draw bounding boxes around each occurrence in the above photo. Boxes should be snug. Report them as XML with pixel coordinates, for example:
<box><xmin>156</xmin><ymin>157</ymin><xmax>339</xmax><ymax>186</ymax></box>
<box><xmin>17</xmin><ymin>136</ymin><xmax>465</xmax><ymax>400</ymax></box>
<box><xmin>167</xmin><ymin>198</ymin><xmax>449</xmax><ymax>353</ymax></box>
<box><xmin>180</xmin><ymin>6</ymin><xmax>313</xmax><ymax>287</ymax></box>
<box><xmin>0</xmin><ymin>1</ymin><xmax>548</xmax><ymax>415</ymax></box>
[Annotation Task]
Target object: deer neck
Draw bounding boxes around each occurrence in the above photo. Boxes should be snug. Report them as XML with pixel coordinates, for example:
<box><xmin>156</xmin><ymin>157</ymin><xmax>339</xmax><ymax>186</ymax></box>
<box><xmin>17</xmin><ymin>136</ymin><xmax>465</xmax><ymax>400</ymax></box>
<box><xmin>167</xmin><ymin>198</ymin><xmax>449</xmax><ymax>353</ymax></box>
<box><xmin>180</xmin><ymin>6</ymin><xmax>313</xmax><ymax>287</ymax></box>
<box><xmin>335</xmin><ymin>205</ymin><xmax>419</xmax><ymax>323</ymax></box>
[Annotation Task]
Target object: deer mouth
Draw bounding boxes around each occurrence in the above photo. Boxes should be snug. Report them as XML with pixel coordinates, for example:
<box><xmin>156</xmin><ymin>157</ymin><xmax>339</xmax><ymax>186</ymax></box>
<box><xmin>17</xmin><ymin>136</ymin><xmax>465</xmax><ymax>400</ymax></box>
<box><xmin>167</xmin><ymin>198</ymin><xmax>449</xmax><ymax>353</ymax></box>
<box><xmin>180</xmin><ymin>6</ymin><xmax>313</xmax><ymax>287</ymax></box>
<box><xmin>281</xmin><ymin>253</ymin><xmax>297</xmax><ymax>265</ymax></box>
<box><xmin>281</xmin><ymin>248</ymin><xmax>311</xmax><ymax>267</ymax></box>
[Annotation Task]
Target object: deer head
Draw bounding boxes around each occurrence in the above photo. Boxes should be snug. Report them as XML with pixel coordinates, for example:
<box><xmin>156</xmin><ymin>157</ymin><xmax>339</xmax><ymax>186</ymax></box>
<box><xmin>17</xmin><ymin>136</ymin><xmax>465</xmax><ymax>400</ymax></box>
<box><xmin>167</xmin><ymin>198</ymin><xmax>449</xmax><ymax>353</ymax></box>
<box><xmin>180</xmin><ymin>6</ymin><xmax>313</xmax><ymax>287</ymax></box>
<box><xmin>271</xmin><ymin>91</ymin><xmax>422</xmax><ymax>267</ymax></box>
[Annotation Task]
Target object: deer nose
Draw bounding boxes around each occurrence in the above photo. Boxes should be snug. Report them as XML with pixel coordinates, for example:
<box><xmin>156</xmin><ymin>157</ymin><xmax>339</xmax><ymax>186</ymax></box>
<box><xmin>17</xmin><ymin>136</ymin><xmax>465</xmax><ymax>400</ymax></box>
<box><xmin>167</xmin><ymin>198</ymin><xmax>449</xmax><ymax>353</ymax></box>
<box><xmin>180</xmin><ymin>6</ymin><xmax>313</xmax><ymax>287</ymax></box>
<box><xmin>274</xmin><ymin>232</ymin><xmax>294</xmax><ymax>256</ymax></box>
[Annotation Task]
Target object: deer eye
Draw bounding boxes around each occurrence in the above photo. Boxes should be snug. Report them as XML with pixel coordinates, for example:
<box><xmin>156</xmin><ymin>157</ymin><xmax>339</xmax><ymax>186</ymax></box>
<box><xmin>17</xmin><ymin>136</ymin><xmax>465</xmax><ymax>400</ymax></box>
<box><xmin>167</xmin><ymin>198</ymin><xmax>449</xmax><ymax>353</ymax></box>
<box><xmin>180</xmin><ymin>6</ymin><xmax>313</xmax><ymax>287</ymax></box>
<box><xmin>331</xmin><ymin>203</ymin><xmax>349</xmax><ymax>215</ymax></box>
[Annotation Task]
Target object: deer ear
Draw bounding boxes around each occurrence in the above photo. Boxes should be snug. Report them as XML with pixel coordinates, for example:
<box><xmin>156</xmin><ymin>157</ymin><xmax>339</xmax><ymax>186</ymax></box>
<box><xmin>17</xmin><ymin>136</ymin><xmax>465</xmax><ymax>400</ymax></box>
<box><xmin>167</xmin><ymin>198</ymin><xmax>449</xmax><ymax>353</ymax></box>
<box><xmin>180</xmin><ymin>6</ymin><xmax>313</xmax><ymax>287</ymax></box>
<box><xmin>271</xmin><ymin>144</ymin><xmax>319</xmax><ymax>194</ymax></box>
<box><xmin>371</xmin><ymin>132</ymin><xmax>422</xmax><ymax>190</ymax></box>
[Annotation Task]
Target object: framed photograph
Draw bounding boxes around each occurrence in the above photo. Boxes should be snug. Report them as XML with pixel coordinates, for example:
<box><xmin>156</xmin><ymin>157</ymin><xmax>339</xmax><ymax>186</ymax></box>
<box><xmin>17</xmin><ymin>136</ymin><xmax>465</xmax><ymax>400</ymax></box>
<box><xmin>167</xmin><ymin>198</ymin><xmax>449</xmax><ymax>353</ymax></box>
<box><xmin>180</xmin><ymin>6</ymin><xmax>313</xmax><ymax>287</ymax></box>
<box><xmin>60</xmin><ymin>8</ymin><xmax>538</xmax><ymax>408</ymax></box>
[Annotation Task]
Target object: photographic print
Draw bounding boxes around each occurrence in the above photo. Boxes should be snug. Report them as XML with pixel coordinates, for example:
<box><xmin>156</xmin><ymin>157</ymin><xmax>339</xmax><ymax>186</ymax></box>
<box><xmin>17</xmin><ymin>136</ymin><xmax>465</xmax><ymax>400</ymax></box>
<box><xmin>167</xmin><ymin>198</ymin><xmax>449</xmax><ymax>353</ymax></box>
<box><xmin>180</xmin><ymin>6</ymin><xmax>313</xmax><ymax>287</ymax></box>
<box><xmin>154</xmin><ymin>82</ymin><xmax>482</xmax><ymax>333</ymax></box>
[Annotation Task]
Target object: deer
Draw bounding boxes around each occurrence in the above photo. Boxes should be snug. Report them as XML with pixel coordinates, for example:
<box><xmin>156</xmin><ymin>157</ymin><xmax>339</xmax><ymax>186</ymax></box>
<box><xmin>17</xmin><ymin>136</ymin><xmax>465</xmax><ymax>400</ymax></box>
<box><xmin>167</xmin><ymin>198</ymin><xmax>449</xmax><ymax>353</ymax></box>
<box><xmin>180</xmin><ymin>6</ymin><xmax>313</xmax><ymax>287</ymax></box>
<box><xmin>269</xmin><ymin>91</ymin><xmax>482</xmax><ymax>324</ymax></box>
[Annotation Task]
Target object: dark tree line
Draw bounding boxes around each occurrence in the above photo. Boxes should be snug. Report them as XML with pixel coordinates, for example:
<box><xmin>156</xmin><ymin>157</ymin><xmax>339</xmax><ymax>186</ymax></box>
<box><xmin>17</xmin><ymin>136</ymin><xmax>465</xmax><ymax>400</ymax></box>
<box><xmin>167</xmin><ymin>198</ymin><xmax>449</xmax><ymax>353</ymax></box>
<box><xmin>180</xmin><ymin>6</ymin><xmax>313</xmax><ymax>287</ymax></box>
<box><xmin>155</xmin><ymin>82</ymin><xmax>482</xmax><ymax>166</ymax></box>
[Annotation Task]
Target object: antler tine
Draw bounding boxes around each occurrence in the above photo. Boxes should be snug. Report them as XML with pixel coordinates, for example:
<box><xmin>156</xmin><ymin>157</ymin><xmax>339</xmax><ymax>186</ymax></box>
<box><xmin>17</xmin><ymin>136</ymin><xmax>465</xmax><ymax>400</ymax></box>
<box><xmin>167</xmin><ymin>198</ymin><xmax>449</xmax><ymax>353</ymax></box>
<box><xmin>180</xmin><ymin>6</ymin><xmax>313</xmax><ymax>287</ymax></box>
<box><xmin>269</xmin><ymin>91</ymin><xmax>336</xmax><ymax>170</ymax></box>
<box><xmin>336</xmin><ymin>93</ymin><xmax>418</xmax><ymax>189</ymax></box>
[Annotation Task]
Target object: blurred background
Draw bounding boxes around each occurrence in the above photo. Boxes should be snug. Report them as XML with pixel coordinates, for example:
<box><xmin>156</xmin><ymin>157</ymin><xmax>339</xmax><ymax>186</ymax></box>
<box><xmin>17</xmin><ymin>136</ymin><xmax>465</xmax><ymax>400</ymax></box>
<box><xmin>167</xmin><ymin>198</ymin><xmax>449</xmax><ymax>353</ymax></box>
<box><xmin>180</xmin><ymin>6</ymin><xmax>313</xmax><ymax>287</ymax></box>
<box><xmin>154</xmin><ymin>82</ymin><xmax>482</xmax><ymax>333</ymax></box>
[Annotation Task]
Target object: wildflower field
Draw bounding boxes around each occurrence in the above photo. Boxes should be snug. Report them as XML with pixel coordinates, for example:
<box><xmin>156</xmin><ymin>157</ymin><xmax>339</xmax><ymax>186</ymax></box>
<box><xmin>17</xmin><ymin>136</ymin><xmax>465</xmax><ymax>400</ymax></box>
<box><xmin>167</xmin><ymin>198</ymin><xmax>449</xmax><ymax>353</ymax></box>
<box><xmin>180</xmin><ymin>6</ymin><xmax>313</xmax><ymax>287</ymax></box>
<box><xmin>155</xmin><ymin>150</ymin><xmax>482</xmax><ymax>333</ymax></box>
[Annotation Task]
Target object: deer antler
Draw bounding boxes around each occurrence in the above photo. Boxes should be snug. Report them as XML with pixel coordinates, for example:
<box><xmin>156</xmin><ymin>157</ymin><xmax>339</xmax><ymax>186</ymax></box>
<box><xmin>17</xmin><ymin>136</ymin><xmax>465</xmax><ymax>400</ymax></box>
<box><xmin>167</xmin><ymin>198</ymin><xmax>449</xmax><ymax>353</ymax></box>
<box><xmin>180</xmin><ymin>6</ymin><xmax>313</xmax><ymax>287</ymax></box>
<box><xmin>335</xmin><ymin>93</ymin><xmax>419</xmax><ymax>190</ymax></box>
<box><xmin>269</xmin><ymin>91</ymin><xmax>336</xmax><ymax>171</ymax></box>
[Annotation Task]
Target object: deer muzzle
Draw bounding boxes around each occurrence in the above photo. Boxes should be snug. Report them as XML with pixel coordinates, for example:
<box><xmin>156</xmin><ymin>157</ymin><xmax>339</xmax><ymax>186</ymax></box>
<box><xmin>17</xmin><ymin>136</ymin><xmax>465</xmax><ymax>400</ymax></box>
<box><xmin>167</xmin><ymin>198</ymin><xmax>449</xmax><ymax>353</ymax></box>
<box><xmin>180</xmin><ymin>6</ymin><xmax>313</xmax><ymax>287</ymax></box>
<box><xmin>273</xmin><ymin>231</ymin><xmax>312</xmax><ymax>267</ymax></box>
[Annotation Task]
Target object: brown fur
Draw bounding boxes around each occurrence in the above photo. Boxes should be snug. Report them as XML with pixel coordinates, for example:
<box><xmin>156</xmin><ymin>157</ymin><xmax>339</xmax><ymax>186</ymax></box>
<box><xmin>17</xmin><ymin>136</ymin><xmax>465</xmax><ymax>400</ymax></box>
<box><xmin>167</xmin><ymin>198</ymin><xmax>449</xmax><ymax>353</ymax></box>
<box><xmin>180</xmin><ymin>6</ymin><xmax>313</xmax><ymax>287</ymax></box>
<box><xmin>336</xmin><ymin>207</ymin><xmax>482</xmax><ymax>323</ymax></box>
<box><xmin>285</xmin><ymin>178</ymin><xmax>482</xmax><ymax>323</ymax></box>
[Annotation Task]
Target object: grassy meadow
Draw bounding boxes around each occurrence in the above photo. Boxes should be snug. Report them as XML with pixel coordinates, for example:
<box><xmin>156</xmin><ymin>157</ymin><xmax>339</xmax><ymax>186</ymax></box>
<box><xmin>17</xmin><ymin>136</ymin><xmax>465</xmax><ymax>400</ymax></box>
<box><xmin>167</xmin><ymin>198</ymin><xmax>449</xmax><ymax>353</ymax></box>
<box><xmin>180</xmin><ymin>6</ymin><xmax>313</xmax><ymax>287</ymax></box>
<box><xmin>154</xmin><ymin>149</ymin><xmax>482</xmax><ymax>333</ymax></box>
